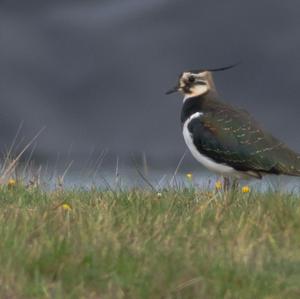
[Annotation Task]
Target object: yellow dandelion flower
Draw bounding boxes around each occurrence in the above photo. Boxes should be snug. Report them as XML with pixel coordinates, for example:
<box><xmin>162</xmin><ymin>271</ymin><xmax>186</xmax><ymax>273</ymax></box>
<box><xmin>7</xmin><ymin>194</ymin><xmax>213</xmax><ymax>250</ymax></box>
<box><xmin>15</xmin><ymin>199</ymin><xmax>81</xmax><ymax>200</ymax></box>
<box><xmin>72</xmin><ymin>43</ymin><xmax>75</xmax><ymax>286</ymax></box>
<box><xmin>156</xmin><ymin>192</ymin><xmax>162</xmax><ymax>198</ymax></box>
<box><xmin>186</xmin><ymin>173</ymin><xmax>193</xmax><ymax>180</ymax></box>
<box><xmin>7</xmin><ymin>179</ymin><xmax>16</xmax><ymax>189</ymax></box>
<box><xmin>215</xmin><ymin>180</ymin><xmax>223</xmax><ymax>190</ymax></box>
<box><xmin>242</xmin><ymin>186</ymin><xmax>251</xmax><ymax>193</ymax></box>
<box><xmin>61</xmin><ymin>203</ymin><xmax>72</xmax><ymax>211</ymax></box>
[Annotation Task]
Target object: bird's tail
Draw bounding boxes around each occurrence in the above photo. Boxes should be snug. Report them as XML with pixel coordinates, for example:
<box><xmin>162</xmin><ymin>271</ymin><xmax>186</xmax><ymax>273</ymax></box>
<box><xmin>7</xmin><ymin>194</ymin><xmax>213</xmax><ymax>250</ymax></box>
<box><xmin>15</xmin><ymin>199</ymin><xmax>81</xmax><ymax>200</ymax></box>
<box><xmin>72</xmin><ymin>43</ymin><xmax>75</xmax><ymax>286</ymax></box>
<box><xmin>276</xmin><ymin>150</ymin><xmax>300</xmax><ymax>177</ymax></box>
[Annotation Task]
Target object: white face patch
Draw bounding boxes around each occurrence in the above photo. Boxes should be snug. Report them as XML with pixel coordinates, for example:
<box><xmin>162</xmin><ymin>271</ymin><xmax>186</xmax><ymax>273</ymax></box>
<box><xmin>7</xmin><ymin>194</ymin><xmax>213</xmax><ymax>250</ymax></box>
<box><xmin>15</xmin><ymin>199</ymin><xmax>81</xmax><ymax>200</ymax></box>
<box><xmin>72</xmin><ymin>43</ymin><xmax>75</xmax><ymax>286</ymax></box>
<box><xmin>180</xmin><ymin>71</ymin><xmax>210</xmax><ymax>100</ymax></box>
<box><xmin>188</xmin><ymin>84</ymin><xmax>209</xmax><ymax>98</ymax></box>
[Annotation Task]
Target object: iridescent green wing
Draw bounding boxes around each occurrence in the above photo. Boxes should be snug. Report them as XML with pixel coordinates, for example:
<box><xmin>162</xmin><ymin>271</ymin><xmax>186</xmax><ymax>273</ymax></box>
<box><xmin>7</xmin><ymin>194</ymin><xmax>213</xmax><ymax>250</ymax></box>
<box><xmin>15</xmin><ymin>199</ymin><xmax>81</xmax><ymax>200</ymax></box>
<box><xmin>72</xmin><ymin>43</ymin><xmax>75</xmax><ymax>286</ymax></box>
<box><xmin>189</xmin><ymin>107</ymin><xmax>300</xmax><ymax>175</ymax></box>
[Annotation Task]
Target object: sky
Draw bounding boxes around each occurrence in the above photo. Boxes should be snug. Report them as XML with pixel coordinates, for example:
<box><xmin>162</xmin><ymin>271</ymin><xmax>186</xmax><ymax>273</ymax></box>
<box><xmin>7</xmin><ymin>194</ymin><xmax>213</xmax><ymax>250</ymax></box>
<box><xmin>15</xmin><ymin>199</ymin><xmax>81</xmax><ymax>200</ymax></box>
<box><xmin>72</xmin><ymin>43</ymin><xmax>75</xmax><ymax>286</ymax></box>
<box><xmin>1</xmin><ymin>0</ymin><xmax>300</xmax><ymax>171</ymax></box>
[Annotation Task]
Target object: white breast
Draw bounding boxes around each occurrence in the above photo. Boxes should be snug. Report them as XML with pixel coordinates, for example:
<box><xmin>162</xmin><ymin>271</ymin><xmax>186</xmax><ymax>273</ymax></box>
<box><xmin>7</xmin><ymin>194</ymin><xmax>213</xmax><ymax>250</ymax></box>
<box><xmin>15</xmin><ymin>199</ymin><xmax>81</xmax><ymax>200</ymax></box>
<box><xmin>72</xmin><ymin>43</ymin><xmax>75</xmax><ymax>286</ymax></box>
<box><xmin>183</xmin><ymin>112</ymin><xmax>239</xmax><ymax>176</ymax></box>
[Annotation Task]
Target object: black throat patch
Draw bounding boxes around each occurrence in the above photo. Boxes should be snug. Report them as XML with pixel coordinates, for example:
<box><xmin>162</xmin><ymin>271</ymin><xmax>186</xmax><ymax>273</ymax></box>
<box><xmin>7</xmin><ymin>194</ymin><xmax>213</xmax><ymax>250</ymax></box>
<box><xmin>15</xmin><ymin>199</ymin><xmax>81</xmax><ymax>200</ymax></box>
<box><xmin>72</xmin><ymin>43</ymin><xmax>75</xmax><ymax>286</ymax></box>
<box><xmin>181</xmin><ymin>96</ymin><xmax>206</xmax><ymax>124</ymax></box>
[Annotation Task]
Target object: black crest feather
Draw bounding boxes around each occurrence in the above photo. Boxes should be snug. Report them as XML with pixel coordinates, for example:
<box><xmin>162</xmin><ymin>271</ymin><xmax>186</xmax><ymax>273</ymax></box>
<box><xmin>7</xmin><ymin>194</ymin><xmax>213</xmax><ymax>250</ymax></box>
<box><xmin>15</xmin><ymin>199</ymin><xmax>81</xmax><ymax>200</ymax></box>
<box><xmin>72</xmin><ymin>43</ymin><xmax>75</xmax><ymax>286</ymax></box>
<box><xmin>189</xmin><ymin>62</ymin><xmax>241</xmax><ymax>74</ymax></box>
<box><xmin>207</xmin><ymin>62</ymin><xmax>241</xmax><ymax>72</ymax></box>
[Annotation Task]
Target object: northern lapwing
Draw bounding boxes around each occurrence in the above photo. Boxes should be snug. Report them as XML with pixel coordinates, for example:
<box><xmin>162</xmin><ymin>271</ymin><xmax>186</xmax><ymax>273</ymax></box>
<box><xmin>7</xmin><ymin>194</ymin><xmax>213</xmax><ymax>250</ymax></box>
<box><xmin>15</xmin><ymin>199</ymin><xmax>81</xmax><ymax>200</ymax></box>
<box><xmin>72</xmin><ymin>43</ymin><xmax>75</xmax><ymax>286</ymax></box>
<box><xmin>166</xmin><ymin>65</ymin><xmax>300</xmax><ymax>180</ymax></box>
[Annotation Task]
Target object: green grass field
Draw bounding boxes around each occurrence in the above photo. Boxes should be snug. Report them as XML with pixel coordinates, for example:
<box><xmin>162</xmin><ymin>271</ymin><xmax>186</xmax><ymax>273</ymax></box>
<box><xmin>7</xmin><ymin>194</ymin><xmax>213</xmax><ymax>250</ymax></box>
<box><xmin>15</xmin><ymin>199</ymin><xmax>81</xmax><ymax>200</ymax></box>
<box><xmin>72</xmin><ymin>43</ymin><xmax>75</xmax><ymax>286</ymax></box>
<box><xmin>1</xmin><ymin>185</ymin><xmax>300</xmax><ymax>298</ymax></box>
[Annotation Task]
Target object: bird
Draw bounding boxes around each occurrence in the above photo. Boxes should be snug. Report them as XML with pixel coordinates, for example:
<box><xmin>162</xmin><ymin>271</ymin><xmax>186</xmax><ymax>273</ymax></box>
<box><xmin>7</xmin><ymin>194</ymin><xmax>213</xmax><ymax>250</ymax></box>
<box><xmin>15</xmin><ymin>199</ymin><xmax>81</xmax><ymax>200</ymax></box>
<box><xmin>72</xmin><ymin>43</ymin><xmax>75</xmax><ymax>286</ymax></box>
<box><xmin>166</xmin><ymin>64</ymin><xmax>300</xmax><ymax>181</ymax></box>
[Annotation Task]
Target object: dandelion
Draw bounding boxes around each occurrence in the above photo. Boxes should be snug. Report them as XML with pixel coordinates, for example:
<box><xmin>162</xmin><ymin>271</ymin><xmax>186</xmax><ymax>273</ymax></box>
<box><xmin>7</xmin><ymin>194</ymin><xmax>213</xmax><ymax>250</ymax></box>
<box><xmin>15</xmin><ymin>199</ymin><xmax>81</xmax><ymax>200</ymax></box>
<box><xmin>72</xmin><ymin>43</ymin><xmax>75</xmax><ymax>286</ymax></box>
<box><xmin>61</xmin><ymin>203</ymin><xmax>72</xmax><ymax>211</ymax></box>
<box><xmin>186</xmin><ymin>173</ymin><xmax>193</xmax><ymax>180</ymax></box>
<box><xmin>7</xmin><ymin>179</ymin><xmax>16</xmax><ymax>189</ymax></box>
<box><xmin>242</xmin><ymin>186</ymin><xmax>251</xmax><ymax>193</ymax></box>
<box><xmin>215</xmin><ymin>180</ymin><xmax>223</xmax><ymax>190</ymax></box>
<box><xmin>157</xmin><ymin>192</ymin><xmax>162</xmax><ymax>198</ymax></box>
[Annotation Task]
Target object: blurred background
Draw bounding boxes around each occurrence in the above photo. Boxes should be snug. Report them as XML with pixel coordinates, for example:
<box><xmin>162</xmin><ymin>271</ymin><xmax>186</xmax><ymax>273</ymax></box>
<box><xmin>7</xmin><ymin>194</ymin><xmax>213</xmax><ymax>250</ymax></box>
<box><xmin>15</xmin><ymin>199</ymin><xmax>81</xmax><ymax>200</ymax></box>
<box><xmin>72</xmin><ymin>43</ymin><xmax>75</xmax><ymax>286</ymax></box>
<box><xmin>1</xmin><ymin>0</ymin><xmax>300</xmax><ymax>182</ymax></box>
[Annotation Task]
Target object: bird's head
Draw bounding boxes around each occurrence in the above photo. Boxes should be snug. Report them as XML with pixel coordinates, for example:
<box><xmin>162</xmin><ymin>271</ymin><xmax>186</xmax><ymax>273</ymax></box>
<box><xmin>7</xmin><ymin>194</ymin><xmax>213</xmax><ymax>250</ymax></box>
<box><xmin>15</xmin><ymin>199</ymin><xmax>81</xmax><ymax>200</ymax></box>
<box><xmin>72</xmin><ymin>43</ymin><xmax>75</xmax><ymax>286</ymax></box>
<box><xmin>166</xmin><ymin>63</ymin><xmax>239</xmax><ymax>98</ymax></box>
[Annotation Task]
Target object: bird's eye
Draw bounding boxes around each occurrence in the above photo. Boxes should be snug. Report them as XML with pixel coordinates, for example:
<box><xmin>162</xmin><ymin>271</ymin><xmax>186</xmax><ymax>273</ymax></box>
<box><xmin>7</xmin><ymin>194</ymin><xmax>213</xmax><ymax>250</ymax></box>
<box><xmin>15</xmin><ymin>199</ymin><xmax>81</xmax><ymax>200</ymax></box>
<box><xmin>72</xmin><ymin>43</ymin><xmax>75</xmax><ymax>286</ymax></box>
<box><xmin>188</xmin><ymin>76</ymin><xmax>195</xmax><ymax>83</ymax></box>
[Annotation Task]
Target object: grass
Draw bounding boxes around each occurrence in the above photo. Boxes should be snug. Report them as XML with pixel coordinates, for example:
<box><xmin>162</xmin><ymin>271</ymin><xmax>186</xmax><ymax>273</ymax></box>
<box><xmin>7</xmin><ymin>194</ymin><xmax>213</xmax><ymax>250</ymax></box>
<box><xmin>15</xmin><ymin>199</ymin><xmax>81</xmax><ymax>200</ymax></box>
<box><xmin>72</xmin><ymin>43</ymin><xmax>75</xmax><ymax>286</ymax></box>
<box><xmin>0</xmin><ymin>185</ymin><xmax>300</xmax><ymax>298</ymax></box>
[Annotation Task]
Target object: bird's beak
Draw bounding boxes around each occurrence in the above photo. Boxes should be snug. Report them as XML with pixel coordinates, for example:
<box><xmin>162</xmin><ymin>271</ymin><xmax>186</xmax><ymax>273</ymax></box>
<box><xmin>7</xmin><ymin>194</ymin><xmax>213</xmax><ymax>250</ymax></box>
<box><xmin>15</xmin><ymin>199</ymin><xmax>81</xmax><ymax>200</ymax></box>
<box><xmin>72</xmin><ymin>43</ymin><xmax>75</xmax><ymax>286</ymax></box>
<box><xmin>165</xmin><ymin>85</ymin><xmax>180</xmax><ymax>95</ymax></box>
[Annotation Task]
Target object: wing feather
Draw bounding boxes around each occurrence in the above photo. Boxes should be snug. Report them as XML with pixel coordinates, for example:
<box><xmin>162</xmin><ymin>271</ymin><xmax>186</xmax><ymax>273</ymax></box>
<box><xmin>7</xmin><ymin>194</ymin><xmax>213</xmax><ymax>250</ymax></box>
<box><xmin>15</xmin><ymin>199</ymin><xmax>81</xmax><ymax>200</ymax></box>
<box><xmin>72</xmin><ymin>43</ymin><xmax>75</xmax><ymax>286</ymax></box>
<box><xmin>188</xmin><ymin>107</ymin><xmax>300</xmax><ymax>176</ymax></box>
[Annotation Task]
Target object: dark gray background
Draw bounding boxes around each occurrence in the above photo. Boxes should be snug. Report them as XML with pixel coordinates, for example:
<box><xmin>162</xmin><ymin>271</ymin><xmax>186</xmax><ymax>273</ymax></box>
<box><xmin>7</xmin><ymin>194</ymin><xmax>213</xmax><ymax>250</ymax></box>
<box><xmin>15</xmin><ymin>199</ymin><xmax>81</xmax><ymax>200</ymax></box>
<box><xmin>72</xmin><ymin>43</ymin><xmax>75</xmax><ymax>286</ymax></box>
<box><xmin>1</xmin><ymin>0</ymin><xmax>300</xmax><ymax>171</ymax></box>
